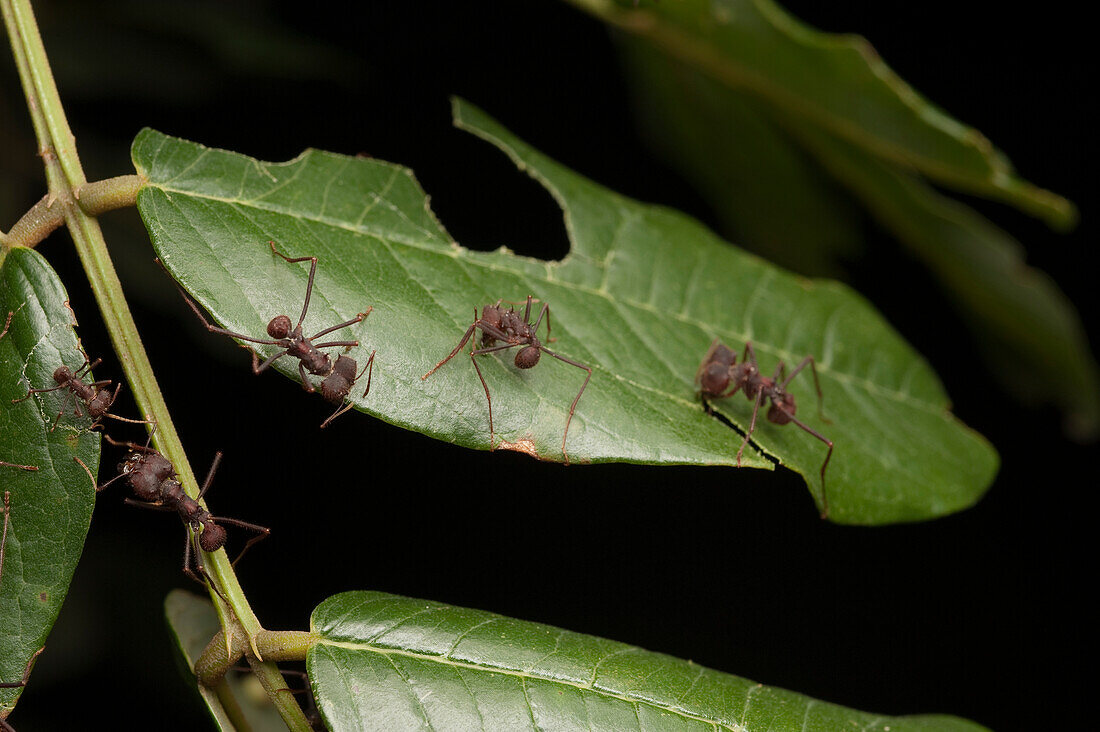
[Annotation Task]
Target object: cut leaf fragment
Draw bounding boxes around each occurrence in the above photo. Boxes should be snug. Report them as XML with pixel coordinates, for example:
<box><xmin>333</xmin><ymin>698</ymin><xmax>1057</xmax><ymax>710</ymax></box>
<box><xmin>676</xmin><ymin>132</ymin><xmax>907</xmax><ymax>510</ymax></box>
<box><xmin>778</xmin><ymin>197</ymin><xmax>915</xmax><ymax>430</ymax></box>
<box><xmin>308</xmin><ymin>591</ymin><xmax>989</xmax><ymax>732</ymax></box>
<box><xmin>132</xmin><ymin>98</ymin><xmax>997</xmax><ymax>524</ymax></box>
<box><xmin>1</xmin><ymin>247</ymin><xmax>99</xmax><ymax>720</ymax></box>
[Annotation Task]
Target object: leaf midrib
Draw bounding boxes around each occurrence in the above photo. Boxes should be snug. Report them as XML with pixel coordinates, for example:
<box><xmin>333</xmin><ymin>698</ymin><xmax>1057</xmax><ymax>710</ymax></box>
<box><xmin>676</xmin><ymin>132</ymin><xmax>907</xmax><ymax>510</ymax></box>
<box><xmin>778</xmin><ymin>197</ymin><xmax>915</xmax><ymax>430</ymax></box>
<box><xmin>145</xmin><ymin>181</ymin><xmax>946</xmax><ymax>415</ymax></box>
<box><xmin>315</xmin><ymin>637</ymin><xmax>744</xmax><ymax>730</ymax></box>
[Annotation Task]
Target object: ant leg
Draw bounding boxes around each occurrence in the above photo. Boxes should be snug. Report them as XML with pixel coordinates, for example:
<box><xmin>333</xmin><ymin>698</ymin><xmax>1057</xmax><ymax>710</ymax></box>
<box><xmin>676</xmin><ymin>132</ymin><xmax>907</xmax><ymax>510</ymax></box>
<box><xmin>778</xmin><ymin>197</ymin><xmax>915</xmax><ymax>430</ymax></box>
<box><xmin>735</xmin><ymin>389</ymin><xmax>765</xmax><ymax>467</ymax></box>
<box><xmin>298</xmin><ymin>362</ymin><xmax>316</xmax><ymax>393</ymax></box>
<box><xmin>196</xmin><ymin>452</ymin><xmax>224</xmax><ymax>501</ymax></box>
<box><xmin>783</xmin><ymin>414</ymin><xmax>834</xmax><ymax>519</ymax></box>
<box><xmin>252</xmin><ymin>348</ymin><xmax>291</xmax><ymax>375</ymax></box>
<box><xmin>0</xmin><ymin>311</ymin><xmax>10</xmax><ymax>340</ymax></box>
<box><xmin>530</xmin><ymin>302</ymin><xmax>556</xmax><ymax>343</ymax></box>
<box><xmin>213</xmin><ymin>517</ymin><xmax>271</xmax><ymax>568</ymax></box>
<box><xmin>0</xmin><ymin>647</ymin><xmax>45</xmax><ymax>690</ymax></box>
<box><xmin>1</xmin><ymin>492</ymin><xmax>11</xmax><ymax>584</ymax></box>
<box><xmin>157</xmin><ymin>258</ymin><xmax>283</xmax><ymax>348</ymax></box>
<box><xmin>469</xmin><ymin>352</ymin><xmax>495</xmax><ymax>448</ymax></box>
<box><xmin>309</xmin><ymin>306</ymin><xmax>371</xmax><ymax>341</ymax></box>
<box><xmin>183</xmin><ymin>529</ymin><xmax>230</xmax><ymax>605</ymax></box>
<box><xmin>540</xmin><ymin>349</ymin><xmax>592</xmax><ymax>465</ymax></box>
<box><xmin>122</xmin><ymin>498</ymin><xmax>172</xmax><ymax>511</ymax></box>
<box><xmin>268</xmin><ymin>241</ymin><xmax>318</xmax><ymax>331</ymax></box>
<box><xmin>422</xmin><ymin>320</ymin><xmax>478</xmax><ymax>380</ymax></box>
<box><xmin>72</xmin><ymin>457</ymin><xmax>98</xmax><ymax>491</ymax></box>
<box><xmin>358</xmin><ymin>350</ymin><xmax>376</xmax><ymax>398</ymax></box>
<box><xmin>11</xmin><ymin>382</ymin><xmax>67</xmax><ymax>403</ymax></box>
<box><xmin>781</xmin><ymin>356</ymin><xmax>829</xmax><ymax>423</ymax></box>
<box><xmin>0</xmin><ymin>460</ymin><xmax>37</xmax><ymax>472</ymax></box>
<box><xmin>73</xmin><ymin>357</ymin><xmax>103</xmax><ymax>380</ymax></box>
<box><xmin>311</xmin><ymin>340</ymin><xmax>359</xmax><ymax>350</ymax></box>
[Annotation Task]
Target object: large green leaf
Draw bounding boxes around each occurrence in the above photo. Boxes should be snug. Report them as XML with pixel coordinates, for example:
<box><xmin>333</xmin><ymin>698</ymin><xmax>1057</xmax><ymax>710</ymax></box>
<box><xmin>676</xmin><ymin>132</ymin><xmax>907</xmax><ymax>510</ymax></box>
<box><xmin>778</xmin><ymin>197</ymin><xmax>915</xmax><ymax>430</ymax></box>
<box><xmin>308</xmin><ymin>591</ymin><xmax>987</xmax><ymax>732</ymax></box>
<box><xmin>132</xmin><ymin>98</ymin><xmax>997</xmax><ymax>524</ymax></box>
<box><xmin>164</xmin><ymin>590</ymin><xmax>289</xmax><ymax>732</ymax></box>
<box><xmin>0</xmin><ymin>246</ymin><xmax>99</xmax><ymax>720</ymax></box>
<box><xmin>603</xmin><ymin>0</ymin><xmax>1098</xmax><ymax>435</ymax></box>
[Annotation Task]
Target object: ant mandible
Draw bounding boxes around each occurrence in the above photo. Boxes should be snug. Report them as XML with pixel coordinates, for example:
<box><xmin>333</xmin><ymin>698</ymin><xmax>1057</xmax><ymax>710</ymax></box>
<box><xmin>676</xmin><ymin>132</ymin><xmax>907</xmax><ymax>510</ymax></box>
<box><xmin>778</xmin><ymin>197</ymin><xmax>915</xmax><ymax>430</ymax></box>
<box><xmin>96</xmin><ymin>437</ymin><xmax>269</xmax><ymax>599</ymax></box>
<box><xmin>2</xmin><ymin>492</ymin><xmax>47</xmax><ymax>732</ymax></box>
<box><xmin>422</xmin><ymin>295</ymin><xmax>591</xmax><ymax>464</ymax></box>
<box><xmin>162</xmin><ymin>242</ymin><xmax>373</xmax><ymax>427</ymax></box>
<box><xmin>697</xmin><ymin>338</ymin><xmax>834</xmax><ymax>518</ymax></box>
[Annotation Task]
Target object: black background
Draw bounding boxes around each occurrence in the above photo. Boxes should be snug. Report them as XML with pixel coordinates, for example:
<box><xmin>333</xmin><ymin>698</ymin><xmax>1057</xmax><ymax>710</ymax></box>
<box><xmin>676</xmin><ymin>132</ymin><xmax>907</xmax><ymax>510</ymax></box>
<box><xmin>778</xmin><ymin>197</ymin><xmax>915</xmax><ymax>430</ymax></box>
<box><xmin>2</xmin><ymin>1</ymin><xmax>1094</xmax><ymax>730</ymax></box>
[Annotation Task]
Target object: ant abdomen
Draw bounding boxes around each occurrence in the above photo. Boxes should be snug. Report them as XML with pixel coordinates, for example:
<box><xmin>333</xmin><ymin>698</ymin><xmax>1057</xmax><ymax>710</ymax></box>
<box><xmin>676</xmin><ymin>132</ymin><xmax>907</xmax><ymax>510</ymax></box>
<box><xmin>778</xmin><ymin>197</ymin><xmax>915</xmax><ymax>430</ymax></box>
<box><xmin>320</xmin><ymin>355</ymin><xmax>356</xmax><ymax>404</ymax></box>
<box><xmin>700</xmin><ymin>363</ymin><xmax>731</xmax><ymax>395</ymax></box>
<box><xmin>267</xmin><ymin>315</ymin><xmax>293</xmax><ymax>339</ymax></box>
<box><xmin>515</xmin><ymin>346</ymin><xmax>541</xmax><ymax>369</ymax></box>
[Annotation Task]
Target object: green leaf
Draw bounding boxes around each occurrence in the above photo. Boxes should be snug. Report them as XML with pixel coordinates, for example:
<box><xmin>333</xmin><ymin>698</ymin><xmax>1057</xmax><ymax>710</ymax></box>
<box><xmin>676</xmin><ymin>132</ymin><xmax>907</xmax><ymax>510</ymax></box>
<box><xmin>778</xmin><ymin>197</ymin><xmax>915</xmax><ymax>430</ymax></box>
<box><xmin>606</xmin><ymin>0</ymin><xmax>1098</xmax><ymax>435</ymax></box>
<box><xmin>131</xmin><ymin>98</ymin><xmax>997</xmax><ymax>524</ymax></box>
<box><xmin>308</xmin><ymin>591</ymin><xmax>988</xmax><ymax>732</ymax></box>
<box><xmin>1</xmin><ymin>246</ymin><xmax>99</xmax><ymax>719</ymax></box>
<box><xmin>164</xmin><ymin>590</ymin><xmax>289</xmax><ymax>732</ymax></box>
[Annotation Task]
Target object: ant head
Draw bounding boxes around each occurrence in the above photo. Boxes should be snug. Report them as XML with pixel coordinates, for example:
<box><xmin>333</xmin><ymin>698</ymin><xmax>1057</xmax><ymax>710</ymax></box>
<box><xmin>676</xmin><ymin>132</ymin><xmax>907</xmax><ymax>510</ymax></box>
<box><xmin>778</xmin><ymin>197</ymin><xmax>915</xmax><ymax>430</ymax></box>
<box><xmin>199</xmin><ymin>522</ymin><xmax>227</xmax><ymax>552</ymax></box>
<box><xmin>700</xmin><ymin>362</ymin><xmax>730</xmax><ymax>395</ymax></box>
<box><xmin>767</xmin><ymin>392</ymin><xmax>796</xmax><ymax>424</ymax></box>
<box><xmin>515</xmin><ymin>345</ymin><xmax>541</xmax><ymax>369</ymax></box>
<box><xmin>53</xmin><ymin>365</ymin><xmax>73</xmax><ymax>384</ymax></box>
<box><xmin>267</xmin><ymin>315</ymin><xmax>293</xmax><ymax>339</ymax></box>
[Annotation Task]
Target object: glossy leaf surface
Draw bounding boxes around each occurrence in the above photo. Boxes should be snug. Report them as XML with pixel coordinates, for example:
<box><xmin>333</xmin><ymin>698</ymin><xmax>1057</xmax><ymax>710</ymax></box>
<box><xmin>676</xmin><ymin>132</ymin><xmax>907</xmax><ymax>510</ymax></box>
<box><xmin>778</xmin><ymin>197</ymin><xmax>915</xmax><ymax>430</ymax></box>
<box><xmin>0</xmin><ymin>247</ymin><xmax>99</xmax><ymax>719</ymax></box>
<box><xmin>132</xmin><ymin>99</ymin><xmax>997</xmax><ymax>524</ymax></box>
<box><xmin>308</xmin><ymin>591</ymin><xmax>988</xmax><ymax>732</ymax></box>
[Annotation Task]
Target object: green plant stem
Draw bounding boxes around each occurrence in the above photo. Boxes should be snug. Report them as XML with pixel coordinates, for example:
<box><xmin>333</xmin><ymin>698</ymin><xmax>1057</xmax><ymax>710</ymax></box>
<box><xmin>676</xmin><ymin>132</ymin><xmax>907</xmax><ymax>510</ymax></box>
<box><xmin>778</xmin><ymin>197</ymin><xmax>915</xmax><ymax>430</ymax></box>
<box><xmin>198</xmin><ymin>630</ymin><xmax>317</xmax><ymax>686</ymax></box>
<box><xmin>2</xmin><ymin>175</ymin><xmax>144</xmax><ymax>248</ymax></box>
<box><xmin>2</xmin><ymin>2</ymin><xmax>310</xmax><ymax>729</ymax></box>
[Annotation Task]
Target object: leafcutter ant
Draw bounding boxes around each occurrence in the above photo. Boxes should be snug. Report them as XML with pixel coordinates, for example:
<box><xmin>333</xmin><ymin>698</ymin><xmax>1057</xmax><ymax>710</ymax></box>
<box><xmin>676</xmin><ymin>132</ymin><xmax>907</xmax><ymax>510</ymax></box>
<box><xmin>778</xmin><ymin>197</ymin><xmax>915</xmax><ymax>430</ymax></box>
<box><xmin>95</xmin><ymin>437</ymin><xmax>269</xmax><ymax>598</ymax></box>
<box><xmin>422</xmin><ymin>295</ymin><xmax>591</xmax><ymax>463</ymax></box>
<box><xmin>161</xmin><ymin>241</ymin><xmax>373</xmax><ymax>427</ymax></box>
<box><xmin>12</xmin><ymin>352</ymin><xmax>148</xmax><ymax>432</ymax></box>
<box><xmin>697</xmin><ymin>338</ymin><xmax>834</xmax><ymax>518</ymax></box>
<box><xmin>2</xmin><ymin>492</ymin><xmax>46</xmax><ymax>732</ymax></box>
